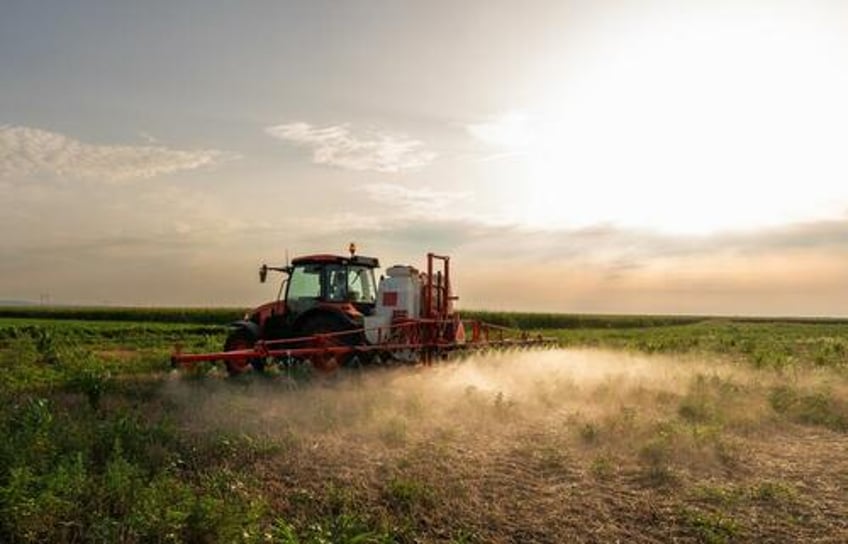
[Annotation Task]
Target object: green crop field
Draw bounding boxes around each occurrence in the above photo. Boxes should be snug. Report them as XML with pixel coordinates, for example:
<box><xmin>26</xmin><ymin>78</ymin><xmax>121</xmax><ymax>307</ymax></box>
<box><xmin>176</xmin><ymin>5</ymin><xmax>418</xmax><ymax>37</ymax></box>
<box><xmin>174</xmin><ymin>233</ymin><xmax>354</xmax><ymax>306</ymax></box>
<box><xmin>0</xmin><ymin>307</ymin><xmax>846</xmax><ymax>543</ymax></box>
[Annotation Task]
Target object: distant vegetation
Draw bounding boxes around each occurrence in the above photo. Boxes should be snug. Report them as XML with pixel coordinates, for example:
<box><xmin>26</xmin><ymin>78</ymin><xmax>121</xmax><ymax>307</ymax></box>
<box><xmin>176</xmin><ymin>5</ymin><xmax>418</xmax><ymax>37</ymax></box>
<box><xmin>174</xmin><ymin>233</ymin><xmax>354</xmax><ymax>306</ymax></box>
<box><xmin>553</xmin><ymin>321</ymin><xmax>848</xmax><ymax>372</ymax></box>
<box><xmin>465</xmin><ymin>310</ymin><xmax>707</xmax><ymax>329</ymax></box>
<box><xmin>3</xmin><ymin>305</ymin><xmax>848</xmax><ymax>329</ymax></box>
<box><xmin>0</xmin><ymin>306</ymin><xmax>245</xmax><ymax>325</ymax></box>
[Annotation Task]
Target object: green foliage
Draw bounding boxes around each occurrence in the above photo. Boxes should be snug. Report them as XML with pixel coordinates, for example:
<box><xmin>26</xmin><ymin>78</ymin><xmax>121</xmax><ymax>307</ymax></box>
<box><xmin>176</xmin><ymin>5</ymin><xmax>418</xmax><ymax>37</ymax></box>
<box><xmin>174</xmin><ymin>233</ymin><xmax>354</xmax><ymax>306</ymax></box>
<box><xmin>383</xmin><ymin>476</ymin><xmax>435</xmax><ymax>514</ymax></box>
<box><xmin>680</xmin><ymin>508</ymin><xmax>742</xmax><ymax>544</ymax></box>
<box><xmin>271</xmin><ymin>514</ymin><xmax>393</xmax><ymax>544</ymax></box>
<box><xmin>449</xmin><ymin>529</ymin><xmax>480</xmax><ymax>544</ymax></box>
<box><xmin>271</xmin><ymin>483</ymin><xmax>396</xmax><ymax>543</ymax></box>
<box><xmin>0</xmin><ymin>306</ymin><xmax>244</xmax><ymax>325</ymax></box>
<box><xmin>552</xmin><ymin>320</ymin><xmax>848</xmax><ymax>370</ymax></box>
<box><xmin>66</xmin><ymin>354</ymin><xmax>111</xmax><ymax>411</ymax></box>
<box><xmin>0</xmin><ymin>320</ymin><xmax>226</xmax><ymax>393</ymax></box>
<box><xmin>30</xmin><ymin>327</ymin><xmax>61</xmax><ymax>365</ymax></box>
<box><xmin>692</xmin><ymin>480</ymin><xmax>798</xmax><ymax>511</ymax></box>
<box><xmin>589</xmin><ymin>454</ymin><xmax>615</xmax><ymax>480</ymax></box>
<box><xmin>0</xmin><ymin>392</ymin><xmax>270</xmax><ymax>543</ymax></box>
<box><xmin>748</xmin><ymin>480</ymin><xmax>798</xmax><ymax>505</ymax></box>
<box><xmin>692</xmin><ymin>483</ymin><xmax>744</xmax><ymax>507</ymax></box>
<box><xmin>0</xmin><ymin>337</ymin><xmax>43</xmax><ymax>391</ymax></box>
<box><xmin>0</xmin><ymin>320</ymin><xmax>224</xmax><ymax>353</ymax></box>
<box><xmin>462</xmin><ymin>310</ymin><xmax>708</xmax><ymax>330</ymax></box>
<box><xmin>768</xmin><ymin>386</ymin><xmax>847</xmax><ymax>431</ymax></box>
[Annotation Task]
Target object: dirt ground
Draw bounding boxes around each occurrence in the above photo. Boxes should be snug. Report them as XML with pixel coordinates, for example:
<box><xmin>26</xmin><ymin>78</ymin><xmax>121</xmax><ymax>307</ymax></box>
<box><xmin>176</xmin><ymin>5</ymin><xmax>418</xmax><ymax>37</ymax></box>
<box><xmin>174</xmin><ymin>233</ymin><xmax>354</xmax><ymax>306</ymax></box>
<box><xmin>165</xmin><ymin>349</ymin><xmax>848</xmax><ymax>542</ymax></box>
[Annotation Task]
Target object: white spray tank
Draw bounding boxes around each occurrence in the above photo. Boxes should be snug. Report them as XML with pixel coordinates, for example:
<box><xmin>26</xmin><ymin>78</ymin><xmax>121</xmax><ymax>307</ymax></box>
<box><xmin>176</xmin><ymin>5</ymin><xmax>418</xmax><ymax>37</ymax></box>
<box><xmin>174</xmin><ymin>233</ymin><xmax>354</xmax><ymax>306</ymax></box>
<box><xmin>364</xmin><ymin>265</ymin><xmax>423</xmax><ymax>344</ymax></box>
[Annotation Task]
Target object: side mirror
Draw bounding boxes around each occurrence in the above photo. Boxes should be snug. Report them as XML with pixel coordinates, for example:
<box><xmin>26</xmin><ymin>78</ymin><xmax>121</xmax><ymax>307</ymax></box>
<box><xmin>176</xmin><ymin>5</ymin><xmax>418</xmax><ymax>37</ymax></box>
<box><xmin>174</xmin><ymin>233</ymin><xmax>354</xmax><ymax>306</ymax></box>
<box><xmin>259</xmin><ymin>264</ymin><xmax>268</xmax><ymax>283</ymax></box>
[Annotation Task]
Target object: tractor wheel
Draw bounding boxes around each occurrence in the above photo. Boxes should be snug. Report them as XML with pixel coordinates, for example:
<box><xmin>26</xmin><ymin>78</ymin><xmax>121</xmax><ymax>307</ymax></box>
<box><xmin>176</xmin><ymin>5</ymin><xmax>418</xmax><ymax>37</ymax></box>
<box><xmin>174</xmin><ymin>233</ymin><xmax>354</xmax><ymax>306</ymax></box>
<box><xmin>223</xmin><ymin>329</ymin><xmax>265</xmax><ymax>376</ymax></box>
<box><xmin>296</xmin><ymin>313</ymin><xmax>362</xmax><ymax>373</ymax></box>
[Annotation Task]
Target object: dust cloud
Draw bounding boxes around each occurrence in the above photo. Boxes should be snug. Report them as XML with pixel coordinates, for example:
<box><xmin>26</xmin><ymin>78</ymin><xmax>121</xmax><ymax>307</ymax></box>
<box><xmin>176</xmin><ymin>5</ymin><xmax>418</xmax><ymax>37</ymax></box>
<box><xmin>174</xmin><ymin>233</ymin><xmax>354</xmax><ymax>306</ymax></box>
<box><xmin>161</xmin><ymin>349</ymin><xmax>757</xmax><ymax>449</ymax></box>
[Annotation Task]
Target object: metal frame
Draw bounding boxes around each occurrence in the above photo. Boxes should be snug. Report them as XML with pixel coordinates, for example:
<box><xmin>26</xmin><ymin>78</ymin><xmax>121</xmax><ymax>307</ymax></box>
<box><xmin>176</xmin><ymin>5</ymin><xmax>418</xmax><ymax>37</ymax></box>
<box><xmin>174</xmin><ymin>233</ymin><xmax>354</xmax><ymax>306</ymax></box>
<box><xmin>171</xmin><ymin>317</ymin><xmax>550</xmax><ymax>373</ymax></box>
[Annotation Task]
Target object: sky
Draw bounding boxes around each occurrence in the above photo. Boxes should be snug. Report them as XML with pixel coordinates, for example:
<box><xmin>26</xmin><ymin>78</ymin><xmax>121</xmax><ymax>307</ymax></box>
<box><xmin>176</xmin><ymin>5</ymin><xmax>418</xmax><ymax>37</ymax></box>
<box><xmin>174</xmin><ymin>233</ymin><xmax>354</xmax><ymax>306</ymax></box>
<box><xmin>3</xmin><ymin>0</ymin><xmax>848</xmax><ymax>315</ymax></box>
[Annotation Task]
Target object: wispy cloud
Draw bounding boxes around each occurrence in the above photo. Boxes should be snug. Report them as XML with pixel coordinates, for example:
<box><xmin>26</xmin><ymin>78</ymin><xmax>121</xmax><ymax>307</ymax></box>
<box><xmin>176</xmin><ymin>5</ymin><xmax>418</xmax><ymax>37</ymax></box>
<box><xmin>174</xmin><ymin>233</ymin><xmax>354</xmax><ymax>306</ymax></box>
<box><xmin>363</xmin><ymin>183</ymin><xmax>468</xmax><ymax>217</ymax></box>
<box><xmin>265</xmin><ymin>122</ymin><xmax>436</xmax><ymax>173</ymax></box>
<box><xmin>0</xmin><ymin>125</ymin><xmax>230</xmax><ymax>182</ymax></box>
<box><xmin>467</xmin><ymin>112</ymin><xmax>533</xmax><ymax>149</ymax></box>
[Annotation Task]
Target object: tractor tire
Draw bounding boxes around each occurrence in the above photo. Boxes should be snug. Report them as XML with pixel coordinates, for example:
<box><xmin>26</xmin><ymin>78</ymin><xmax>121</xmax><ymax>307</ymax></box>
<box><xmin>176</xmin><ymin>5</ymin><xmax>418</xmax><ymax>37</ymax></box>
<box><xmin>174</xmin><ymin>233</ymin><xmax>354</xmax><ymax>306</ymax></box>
<box><xmin>223</xmin><ymin>329</ymin><xmax>265</xmax><ymax>376</ymax></box>
<box><xmin>295</xmin><ymin>312</ymin><xmax>363</xmax><ymax>372</ymax></box>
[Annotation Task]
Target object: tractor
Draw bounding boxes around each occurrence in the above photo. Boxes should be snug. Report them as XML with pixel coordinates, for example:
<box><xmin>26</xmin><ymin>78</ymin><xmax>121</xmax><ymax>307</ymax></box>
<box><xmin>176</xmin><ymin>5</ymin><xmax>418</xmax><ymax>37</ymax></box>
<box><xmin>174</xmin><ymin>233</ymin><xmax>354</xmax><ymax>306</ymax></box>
<box><xmin>172</xmin><ymin>245</ymin><xmax>548</xmax><ymax>376</ymax></box>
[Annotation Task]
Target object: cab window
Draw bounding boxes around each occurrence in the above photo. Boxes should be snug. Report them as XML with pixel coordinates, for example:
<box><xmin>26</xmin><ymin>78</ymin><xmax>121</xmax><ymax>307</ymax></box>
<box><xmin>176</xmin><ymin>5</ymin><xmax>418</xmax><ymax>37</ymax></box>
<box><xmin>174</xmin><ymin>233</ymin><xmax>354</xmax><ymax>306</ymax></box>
<box><xmin>348</xmin><ymin>266</ymin><xmax>376</xmax><ymax>303</ymax></box>
<box><xmin>287</xmin><ymin>265</ymin><xmax>322</xmax><ymax>299</ymax></box>
<box><xmin>325</xmin><ymin>265</ymin><xmax>348</xmax><ymax>301</ymax></box>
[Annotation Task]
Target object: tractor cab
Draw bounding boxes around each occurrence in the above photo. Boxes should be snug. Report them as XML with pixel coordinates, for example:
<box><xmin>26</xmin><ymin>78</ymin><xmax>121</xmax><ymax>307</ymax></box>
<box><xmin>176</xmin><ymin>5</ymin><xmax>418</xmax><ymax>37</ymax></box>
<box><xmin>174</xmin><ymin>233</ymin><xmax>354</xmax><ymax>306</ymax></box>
<box><xmin>246</xmin><ymin>246</ymin><xmax>380</xmax><ymax>345</ymax></box>
<box><xmin>285</xmin><ymin>253</ymin><xmax>380</xmax><ymax>317</ymax></box>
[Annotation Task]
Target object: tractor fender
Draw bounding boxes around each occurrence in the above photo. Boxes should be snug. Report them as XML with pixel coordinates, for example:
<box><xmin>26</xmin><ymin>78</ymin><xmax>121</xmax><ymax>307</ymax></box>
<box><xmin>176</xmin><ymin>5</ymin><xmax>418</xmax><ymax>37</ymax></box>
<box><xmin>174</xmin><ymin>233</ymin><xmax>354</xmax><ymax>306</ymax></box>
<box><xmin>292</xmin><ymin>308</ymin><xmax>359</xmax><ymax>337</ymax></box>
<box><xmin>227</xmin><ymin>320</ymin><xmax>261</xmax><ymax>340</ymax></box>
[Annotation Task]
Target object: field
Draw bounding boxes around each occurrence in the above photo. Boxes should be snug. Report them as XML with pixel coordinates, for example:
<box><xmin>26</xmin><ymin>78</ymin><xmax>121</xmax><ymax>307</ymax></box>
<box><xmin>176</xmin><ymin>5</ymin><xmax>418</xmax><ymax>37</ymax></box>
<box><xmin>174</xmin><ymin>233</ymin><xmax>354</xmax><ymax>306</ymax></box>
<box><xmin>0</xmin><ymin>308</ymin><xmax>846</xmax><ymax>543</ymax></box>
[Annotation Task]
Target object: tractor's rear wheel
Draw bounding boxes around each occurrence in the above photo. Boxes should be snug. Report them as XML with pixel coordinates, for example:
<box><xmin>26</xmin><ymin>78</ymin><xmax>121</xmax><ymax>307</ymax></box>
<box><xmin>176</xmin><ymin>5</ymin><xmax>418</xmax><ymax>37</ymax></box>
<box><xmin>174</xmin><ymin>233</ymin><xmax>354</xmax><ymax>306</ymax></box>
<box><xmin>223</xmin><ymin>329</ymin><xmax>265</xmax><ymax>376</ymax></box>
<box><xmin>295</xmin><ymin>313</ymin><xmax>362</xmax><ymax>373</ymax></box>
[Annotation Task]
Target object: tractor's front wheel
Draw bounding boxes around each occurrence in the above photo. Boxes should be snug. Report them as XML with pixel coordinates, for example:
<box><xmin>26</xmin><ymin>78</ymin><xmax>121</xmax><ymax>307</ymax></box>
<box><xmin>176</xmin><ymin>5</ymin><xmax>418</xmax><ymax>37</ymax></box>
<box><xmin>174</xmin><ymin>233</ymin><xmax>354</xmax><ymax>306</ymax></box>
<box><xmin>223</xmin><ymin>329</ymin><xmax>265</xmax><ymax>376</ymax></box>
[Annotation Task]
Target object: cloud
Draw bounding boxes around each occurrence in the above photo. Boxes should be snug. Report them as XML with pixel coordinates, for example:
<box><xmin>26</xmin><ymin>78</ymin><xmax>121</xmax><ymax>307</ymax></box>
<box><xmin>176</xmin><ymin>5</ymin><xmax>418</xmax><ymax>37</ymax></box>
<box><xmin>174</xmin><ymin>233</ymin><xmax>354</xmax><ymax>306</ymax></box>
<box><xmin>265</xmin><ymin>122</ymin><xmax>436</xmax><ymax>173</ymax></box>
<box><xmin>466</xmin><ymin>111</ymin><xmax>533</xmax><ymax>150</ymax></box>
<box><xmin>363</xmin><ymin>183</ymin><xmax>468</xmax><ymax>217</ymax></box>
<box><xmin>0</xmin><ymin>125</ymin><xmax>230</xmax><ymax>182</ymax></box>
<box><xmin>315</xmin><ymin>213</ymin><xmax>848</xmax><ymax>279</ymax></box>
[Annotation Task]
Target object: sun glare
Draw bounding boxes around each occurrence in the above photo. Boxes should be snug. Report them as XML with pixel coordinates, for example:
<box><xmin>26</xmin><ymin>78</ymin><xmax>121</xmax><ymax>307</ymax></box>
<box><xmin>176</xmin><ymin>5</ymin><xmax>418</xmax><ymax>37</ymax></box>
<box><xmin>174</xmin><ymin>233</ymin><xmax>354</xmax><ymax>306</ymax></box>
<box><xmin>488</xmin><ymin>6</ymin><xmax>848</xmax><ymax>234</ymax></box>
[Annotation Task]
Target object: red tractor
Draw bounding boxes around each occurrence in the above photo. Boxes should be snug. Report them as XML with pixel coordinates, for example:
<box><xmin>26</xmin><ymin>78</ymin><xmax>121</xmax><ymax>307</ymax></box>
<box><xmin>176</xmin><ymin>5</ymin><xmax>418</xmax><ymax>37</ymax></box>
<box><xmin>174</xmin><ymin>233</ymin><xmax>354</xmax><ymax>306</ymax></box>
<box><xmin>172</xmin><ymin>245</ymin><xmax>548</xmax><ymax>376</ymax></box>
